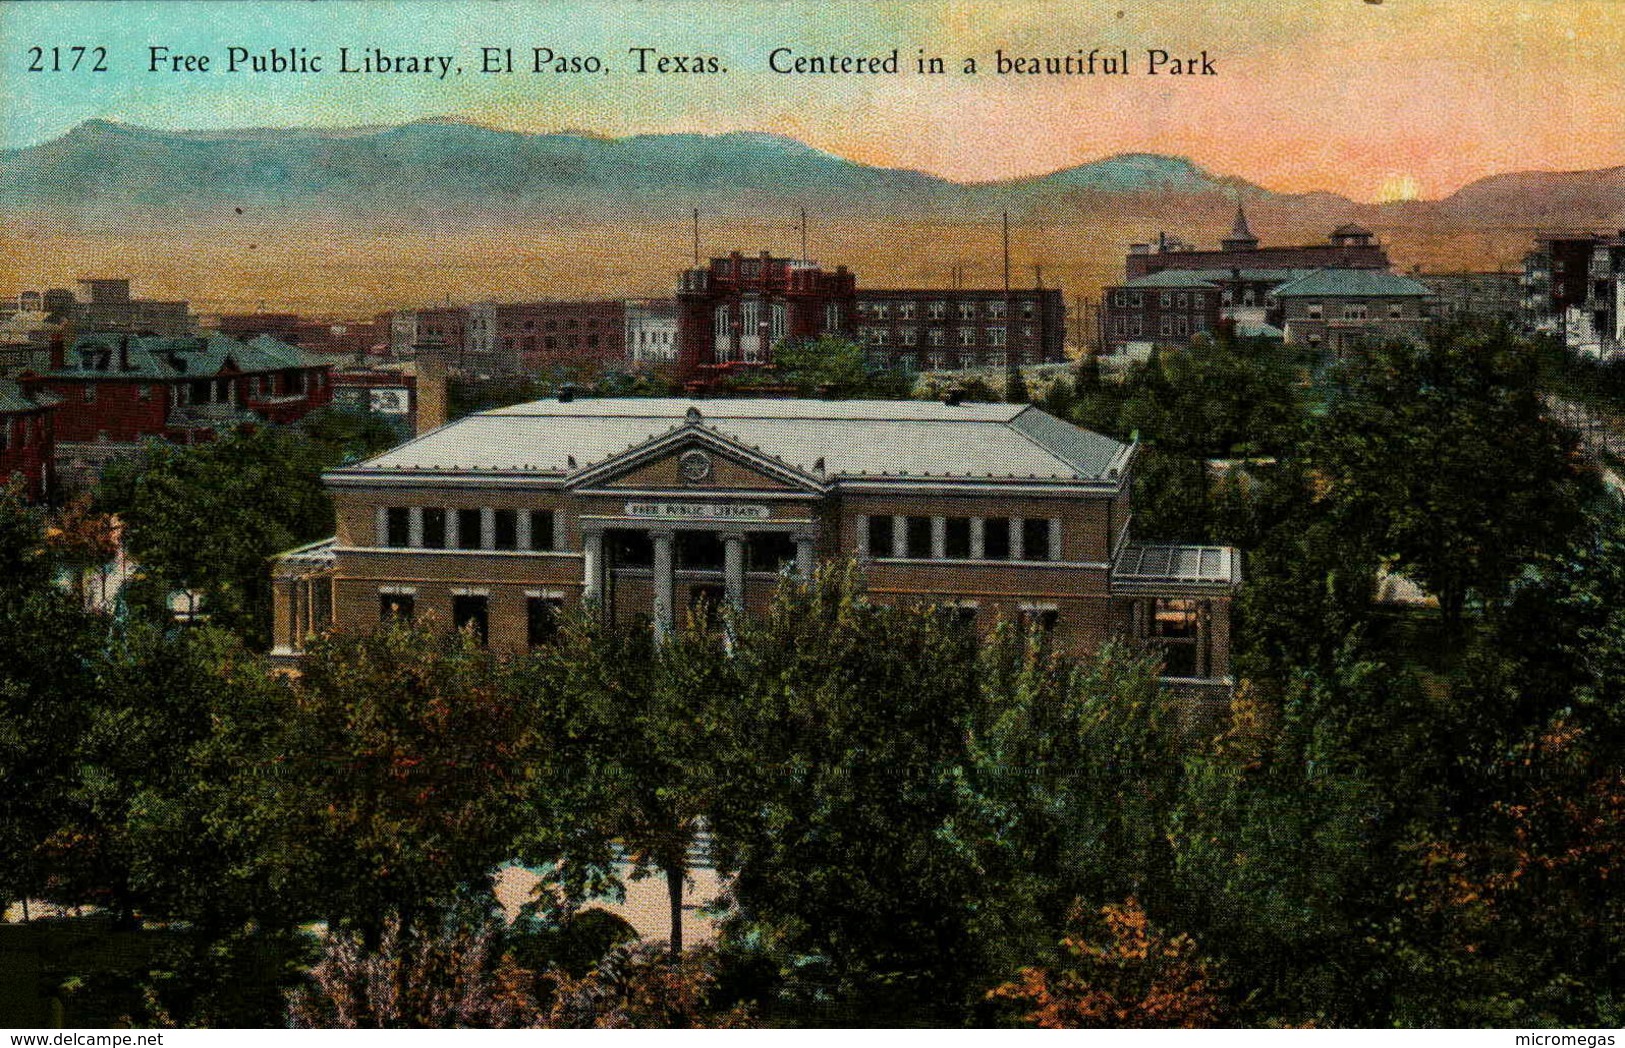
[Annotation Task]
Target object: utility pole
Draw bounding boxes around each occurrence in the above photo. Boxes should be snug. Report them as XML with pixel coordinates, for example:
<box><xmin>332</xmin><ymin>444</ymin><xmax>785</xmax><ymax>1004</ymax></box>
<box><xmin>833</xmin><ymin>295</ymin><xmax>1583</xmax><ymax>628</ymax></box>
<box><xmin>1003</xmin><ymin>212</ymin><xmax>1023</xmax><ymax>401</ymax></box>
<box><xmin>800</xmin><ymin>207</ymin><xmax>809</xmax><ymax>263</ymax></box>
<box><xmin>692</xmin><ymin>208</ymin><xmax>700</xmax><ymax>266</ymax></box>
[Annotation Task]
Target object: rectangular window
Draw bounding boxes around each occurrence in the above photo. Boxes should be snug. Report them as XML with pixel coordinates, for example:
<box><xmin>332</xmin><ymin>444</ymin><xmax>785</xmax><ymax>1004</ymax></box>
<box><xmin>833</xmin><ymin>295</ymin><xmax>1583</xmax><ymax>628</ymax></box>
<box><xmin>452</xmin><ymin>595</ymin><xmax>489</xmax><ymax>646</ymax></box>
<box><xmin>1114</xmin><ymin>291</ymin><xmax>1127</xmax><ymax>307</ymax></box>
<box><xmin>457</xmin><ymin>508</ymin><xmax>483</xmax><ymax>550</ymax></box>
<box><xmin>529</xmin><ymin>509</ymin><xmax>555</xmax><ymax>551</ymax></box>
<box><xmin>83</xmin><ymin>386</ymin><xmax>96</xmax><ymax>403</ymax></box>
<box><xmin>1344</xmin><ymin>304</ymin><xmax>1369</xmax><ymax>320</ymax></box>
<box><xmin>1115</xmin><ymin>317</ymin><xmax>1127</xmax><ymax>335</ymax></box>
<box><xmin>1131</xmin><ymin>292</ymin><xmax>1144</xmax><ymax>308</ymax></box>
<box><xmin>1177</xmin><ymin>317</ymin><xmax>1190</xmax><ymax>336</ymax></box>
<box><xmin>1307</xmin><ymin>303</ymin><xmax>1324</xmax><ymax>319</ymax></box>
<box><xmin>1193</xmin><ymin>293</ymin><xmax>1205</xmax><ymax>308</ymax></box>
<box><xmin>1018</xmin><ymin>606</ymin><xmax>1060</xmax><ymax>635</ymax></box>
<box><xmin>422</xmin><ymin>508</ymin><xmax>447</xmax><ymax>549</ymax></box>
<box><xmin>929</xmin><ymin>329</ymin><xmax>946</xmax><ymax>347</ymax></box>
<box><xmin>959</xmin><ymin>327</ymin><xmax>976</xmax><ymax>347</ymax></box>
<box><xmin>988</xmin><ymin>301</ymin><xmax>1007</xmax><ymax>319</ymax></box>
<box><xmin>867</xmin><ymin>514</ymin><xmax>895</xmax><ymax>557</ymax></box>
<box><xmin>901</xmin><ymin>327</ymin><xmax>918</xmax><ymax>346</ymax></box>
<box><xmin>905</xmin><ymin>516</ymin><xmax>932</xmax><ymax>558</ymax></box>
<box><xmin>1023</xmin><ymin>518</ymin><xmax>1053</xmax><ymax>561</ymax></box>
<box><xmin>944</xmin><ymin>517</ymin><xmax>972</xmax><ymax>559</ymax></box>
<box><xmin>137</xmin><ymin>385</ymin><xmax>151</xmax><ymax>401</ymax></box>
<box><xmin>385</xmin><ymin>507</ymin><xmax>410</xmax><ymax>548</ymax></box>
<box><xmin>527</xmin><ymin>596</ymin><xmax>563</xmax><ymax>648</ymax></box>
<box><xmin>983</xmin><ymin>517</ymin><xmax>1011</xmax><ymax>559</ymax></box>
<box><xmin>1160</xmin><ymin>292</ymin><xmax>1172</xmax><ymax>308</ymax></box>
<box><xmin>1177</xmin><ymin>293</ymin><xmax>1188</xmax><ymax>308</ymax></box>
<box><xmin>958</xmin><ymin>302</ymin><xmax>976</xmax><ymax>320</ymax></box>
<box><xmin>928</xmin><ymin>301</ymin><xmax>946</xmax><ymax>320</ymax></box>
<box><xmin>380</xmin><ymin>593</ymin><xmax>415</xmax><ymax>622</ymax></box>
<box><xmin>1130</xmin><ymin>317</ymin><xmax>1143</xmax><ymax>336</ymax></box>
<box><xmin>898</xmin><ymin>301</ymin><xmax>917</xmax><ymax>320</ymax></box>
<box><xmin>987</xmin><ymin>327</ymin><xmax>1007</xmax><ymax>346</ymax></box>
<box><xmin>1160</xmin><ymin>316</ymin><xmax>1173</xmax><ymax>336</ymax></box>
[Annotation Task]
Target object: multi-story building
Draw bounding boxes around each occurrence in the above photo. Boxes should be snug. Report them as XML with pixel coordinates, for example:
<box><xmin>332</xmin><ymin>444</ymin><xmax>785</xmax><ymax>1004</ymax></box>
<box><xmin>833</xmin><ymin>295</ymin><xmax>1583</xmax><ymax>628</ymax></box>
<box><xmin>626</xmin><ymin>299</ymin><xmax>680</xmax><ymax>370</ymax></box>
<box><xmin>0</xmin><ymin>379</ymin><xmax>59</xmax><ymax>502</ymax></box>
<box><xmin>1102</xmin><ymin>210</ymin><xmax>1404</xmax><ymax>355</ymax></box>
<box><xmin>853</xmin><ymin>289</ymin><xmax>1066</xmax><ymax>370</ymax></box>
<box><xmin>1271</xmin><ymin>269</ymin><xmax>1433</xmax><ymax>357</ymax></box>
<box><xmin>271</xmin><ymin>397</ymin><xmax>1241</xmax><ymax>691</ymax></box>
<box><xmin>674</xmin><ymin>253</ymin><xmax>857</xmax><ymax>381</ymax></box>
<box><xmin>1523</xmin><ymin>233</ymin><xmax>1625</xmax><ymax>357</ymax></box>
<box><xmin>17</xmin><ymin>333</ymin><xmax>332</xmax><ymax>487</ymax></box>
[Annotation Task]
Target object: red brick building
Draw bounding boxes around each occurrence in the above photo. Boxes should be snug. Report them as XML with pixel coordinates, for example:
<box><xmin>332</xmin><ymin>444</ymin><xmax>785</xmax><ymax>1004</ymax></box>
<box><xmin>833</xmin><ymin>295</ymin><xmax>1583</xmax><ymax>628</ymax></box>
<box><xmin>675</xmin><ymin>252</ymin><xmax>857</xmax><ymax>382</ymax></box>
<box><xmin>0</xmin><ymin>379</ymin><xmax>58</xmax><ymax>502</ymax></box>
<box><xmin>18</xmin><ymin>333</ymin><xmax>332</xmax><ymax>449</ymax></box>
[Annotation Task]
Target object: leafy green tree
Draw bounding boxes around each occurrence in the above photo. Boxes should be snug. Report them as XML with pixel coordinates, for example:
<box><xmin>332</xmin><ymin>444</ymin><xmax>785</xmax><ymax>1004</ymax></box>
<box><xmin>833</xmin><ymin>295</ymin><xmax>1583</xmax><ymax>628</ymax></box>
<box><xmin>280</xmin><ymin>618</ymin><xmax>563</xmax><ymax>942</ymax></box>
<box><xmin>97</xmin><ymin>426</ymin><xmax>337</xmax><ymax>646</ymax></box>
<box><xmin>1310</xmin><ymin>321</ymin><xmax>1595</xmax><ymax>632</ymax></box>
<box><xmin>769</xmin><ymin>336</ymin><xmax>872</xmax><ymax>395</ymax></box>
<box><xmin>708</xmin><ymin>564</ymin><xmax>987</xmax><ymax>1020</ymax></box>
<box><xmin>0</xmin><ymin>484</ymin><xmax>101</xmax><ymax>916</ymax></box>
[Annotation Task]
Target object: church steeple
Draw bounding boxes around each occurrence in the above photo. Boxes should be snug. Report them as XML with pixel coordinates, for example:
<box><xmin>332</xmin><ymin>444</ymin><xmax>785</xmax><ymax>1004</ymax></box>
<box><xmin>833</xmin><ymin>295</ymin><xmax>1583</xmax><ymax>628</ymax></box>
<box><xmin>1221</xmin><ymin>202</ymin><xmax>1259</xmax><ymax>252</ymax></box>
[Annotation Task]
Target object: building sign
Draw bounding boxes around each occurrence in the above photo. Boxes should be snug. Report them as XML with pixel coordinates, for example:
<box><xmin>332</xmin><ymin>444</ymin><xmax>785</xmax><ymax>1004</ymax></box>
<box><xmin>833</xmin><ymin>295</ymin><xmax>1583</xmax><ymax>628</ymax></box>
<box><xmin>625</xmin><ymin>502</ymin><xmax>769</xmax><ymax>521</ymax></box>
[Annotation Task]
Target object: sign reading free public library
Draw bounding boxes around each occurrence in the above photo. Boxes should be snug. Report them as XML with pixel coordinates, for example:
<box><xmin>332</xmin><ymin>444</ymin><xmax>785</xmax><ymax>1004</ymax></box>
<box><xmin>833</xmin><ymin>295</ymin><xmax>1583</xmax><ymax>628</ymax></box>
<box><xmin>624</xmin><ymin>502</ymin><xmax>771</xmax><ymax>521</ymax></box>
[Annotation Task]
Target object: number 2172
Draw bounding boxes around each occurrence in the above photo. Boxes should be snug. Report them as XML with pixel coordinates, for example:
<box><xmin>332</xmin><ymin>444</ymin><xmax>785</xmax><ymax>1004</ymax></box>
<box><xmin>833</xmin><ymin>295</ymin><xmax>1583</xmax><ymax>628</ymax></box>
<box><xmin>28</xmin><ymin>46</ymin><xmax>109</xmax><ymax>72</ymax></box>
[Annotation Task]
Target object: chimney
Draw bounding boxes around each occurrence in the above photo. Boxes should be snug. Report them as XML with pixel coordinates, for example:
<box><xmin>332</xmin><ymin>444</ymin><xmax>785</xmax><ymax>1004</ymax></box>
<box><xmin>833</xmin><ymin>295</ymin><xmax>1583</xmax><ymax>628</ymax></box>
<box><xmin>49</xmin><ymin>332</ymin><xmax>66</xmax><ymax>371</ymax></box>
<box><xmin>943</xmin><ymin>389</ymin><xmax>964</xmax><ymax>407</ymax></box>
<box><xmin>413</xmin><ymin>355</ymin><xmax>447</xmax><ymax>435</ymax></box>
<box><xmin>119</xmin><ymin>335</ymin><xmax>131</xmax><ymax>372</ymax></box>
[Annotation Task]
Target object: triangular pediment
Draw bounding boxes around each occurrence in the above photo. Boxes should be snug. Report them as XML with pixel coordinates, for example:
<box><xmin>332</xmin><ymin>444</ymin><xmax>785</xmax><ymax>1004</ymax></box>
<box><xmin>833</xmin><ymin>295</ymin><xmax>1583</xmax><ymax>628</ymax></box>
<box><xmin>566</xmin><ymin>424</ymin><xmax>826</xmax><ymax>495</ymax></box>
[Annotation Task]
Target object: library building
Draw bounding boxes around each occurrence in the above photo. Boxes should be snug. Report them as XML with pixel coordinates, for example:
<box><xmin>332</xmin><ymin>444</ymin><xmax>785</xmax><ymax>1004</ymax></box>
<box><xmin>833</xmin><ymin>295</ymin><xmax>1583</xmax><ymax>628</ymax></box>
<box><xmin>272</xmin><ymin>397</ymin><xmax>1241</xmax><ymax>687</ymax></box>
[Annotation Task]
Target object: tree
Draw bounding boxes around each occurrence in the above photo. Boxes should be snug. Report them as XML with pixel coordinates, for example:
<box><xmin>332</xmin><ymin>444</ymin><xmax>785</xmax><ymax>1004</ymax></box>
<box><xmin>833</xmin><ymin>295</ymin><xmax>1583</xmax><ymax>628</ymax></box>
<box><xmin>279</xmin><ymin>618</ymin><xmax>561</xmax><ymax>941</ymax></box>
<box><xmin>989</xmin><ymin>898</ymin><xmax>1222</xmax><ymax>1028</ymax></box>
<box><xmin>1311</xmin><ymin>321</ymin><xmax>1595</xmax><ymax>631</ymax></box>
<box><xmin>769</xmin><ymin>336</ymin><xmax>870</xmax><ymax>395</ymax></box>
<box><xmin>708</xmin><ymin>563</ymin><xmax>988</xmax><ymax>1020</ymax></box>
<box><xmin>97</xmin><ymin>426</ymin><xmax>338</xmax><ymax>646</ymax></box>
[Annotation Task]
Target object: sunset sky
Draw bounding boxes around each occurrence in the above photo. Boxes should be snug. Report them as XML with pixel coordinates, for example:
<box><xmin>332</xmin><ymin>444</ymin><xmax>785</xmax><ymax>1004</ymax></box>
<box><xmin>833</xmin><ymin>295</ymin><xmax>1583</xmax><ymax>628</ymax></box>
<box><xmin>1</xmin><ymin>0</ymin><xmax>1621</xmax><ymax>203</ymax></box>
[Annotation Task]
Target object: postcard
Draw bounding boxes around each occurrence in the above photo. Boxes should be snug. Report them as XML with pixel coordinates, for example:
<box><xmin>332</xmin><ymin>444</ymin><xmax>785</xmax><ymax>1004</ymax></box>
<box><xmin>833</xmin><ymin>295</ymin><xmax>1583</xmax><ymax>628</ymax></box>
<box><xmin>1</xmin><ymin>0</ymin><xmax>1621</xmax><ymax>1034</ymax></box>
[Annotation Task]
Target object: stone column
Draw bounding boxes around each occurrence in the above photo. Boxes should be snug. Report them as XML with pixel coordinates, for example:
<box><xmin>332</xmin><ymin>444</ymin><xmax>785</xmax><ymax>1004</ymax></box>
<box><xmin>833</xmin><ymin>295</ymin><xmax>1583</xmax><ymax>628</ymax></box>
<box><xmin>553</xmin><ymin>511</ymin><xmax>568</xmax><ymax>552</ymax></box>
<box><xmin>1010</xmin><ymin>517</ymin><xmax>1025</xmax><ymax>560</ymax></box>
<box><xmin>795</xmin><ymin>533</ymin><xmax>816</xmax><ymax>579</ymax></box>
<box><xmin>652</xmin><ymin>530</ymin><xmax>675</xmax><ymax>639</ymax></box>
<box><xmin>724</xmin><ymin>532</ymin><xmax>746</xmax><ymax>609</ymax></box>
<box><xmin>930</xmin><ymin>516</ymin><xmax>946</xmax><ymax>559</ymax></box>
<box><xmin>447</xmin><ymin>508</ymin><xmax>461</xmax><ymax>550</ymax></box>
<box><xmin>408</xmin><ymin>507</ymin><xmax>424</xmax><ymax>548</ymax></box>
<box><xmin>582</xmin><ymin>529</ymin><xmax>604</xmax><ymax>601</ymax></box>
<box><xmin>970</xmin><ymin>517</ymin><xmax>985</xmax><ymax>559</ymax></box>
<box><xmin>516</xmin><ymin>508</ymin><xmax>531</xmax><ymax>551</ymax></box>
<box><xmin>1049</xmin><ymin>518</ymin><xmax>1062</xmax><ymax>562</ymax></box>
<box><xmin>374</xmin><ymin>506</ymin><xmax>388</xmax><ymax>547</ymax></box>
<box><xmin>480</xmin><ymin>507</ymin><xmax>495</xmax><ymax>550</ymax></box>
<box><xmin>891</xmin><ymin>514</ymin><xmax>907</xmax><ymax>558</ymax></box>
<box><xmin>855</xmin><ymin>515</ymin><xmax>870</xmax><ymax>558</ymax></box>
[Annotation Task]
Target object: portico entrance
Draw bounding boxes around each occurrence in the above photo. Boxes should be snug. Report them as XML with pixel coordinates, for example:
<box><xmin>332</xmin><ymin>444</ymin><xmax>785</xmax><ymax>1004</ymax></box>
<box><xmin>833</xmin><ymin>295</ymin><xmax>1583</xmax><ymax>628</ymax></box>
<box><xmin>582</xmin><ymin>519</ymin><xmax>816</xmax><ymax>636</ymax></box>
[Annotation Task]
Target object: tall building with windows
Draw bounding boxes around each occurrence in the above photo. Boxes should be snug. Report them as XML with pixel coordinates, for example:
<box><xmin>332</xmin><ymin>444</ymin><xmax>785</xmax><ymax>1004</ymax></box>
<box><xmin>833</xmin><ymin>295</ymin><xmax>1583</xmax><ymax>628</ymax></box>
<box><xmin>272</xmin><ymin>397</ymin><xmax>1241</xmax><ymax>690</ymax></box>
<box><xmin>853</xmin><ymin>289</ymin><xmax>1066</xmax><ymax>370</ymax></box>
<box><xmin>674</xmin><ymin>253</ymin><xmax>857</xmax><ymax>381</ymax></box>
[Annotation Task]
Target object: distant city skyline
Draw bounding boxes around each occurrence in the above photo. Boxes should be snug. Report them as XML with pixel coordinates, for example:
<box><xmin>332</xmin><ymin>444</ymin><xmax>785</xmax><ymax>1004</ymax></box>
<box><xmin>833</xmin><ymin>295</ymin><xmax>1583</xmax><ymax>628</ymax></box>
<box><xmin>2</xmin><ymin>0</ymin><xmax>1622</xmax><ymax>203</ymax></box>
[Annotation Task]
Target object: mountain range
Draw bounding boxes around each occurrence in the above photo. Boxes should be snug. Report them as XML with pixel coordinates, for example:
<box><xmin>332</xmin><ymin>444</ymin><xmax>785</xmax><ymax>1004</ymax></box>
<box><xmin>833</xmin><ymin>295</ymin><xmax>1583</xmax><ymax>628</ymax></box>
<box><xmin>3</xmin><ymin>120</ymin><xmax>1622</xmax><ymax>314</ymax></box>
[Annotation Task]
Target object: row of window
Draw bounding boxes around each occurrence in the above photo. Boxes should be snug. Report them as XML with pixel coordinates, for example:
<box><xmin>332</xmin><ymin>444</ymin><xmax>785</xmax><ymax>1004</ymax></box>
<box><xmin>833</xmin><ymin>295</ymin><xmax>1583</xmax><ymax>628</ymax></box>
<box><xmin>381</xmin><ymin>591</ymin><xmax>564</xmax><ymax>649</ymax></box>
<box><xmin>857</xmin><ymin>301</ymin><xmax>1040</xmax><ymax>321</ymax></box>
<box><xmin>380</xmin><ymin>507</ymin><xmax>559</xmax><ymax>552</ymax></box>
<box><xmin>75</xmin><ymin>371</ymin><xmax>320</xmax><ymax>405</ymax></box>
<box><xmin>1111</xmin><ymin>315</ymin><xmax>1212</xmax><ymax>338</ymax></box>
<box><xmin>864</xmin><ymin>515</ymin><xmax>1058</xmax><ymax>562</ymax></box>
<box><xmin>1303</xmin><ymin>303</ymin><xmax>1407</xmax><ymax>320</ymax></box>
<box><xmin>860</xmin><ymin>325</ymin><xmax>1040</xmax><ymax>348</ymax></box>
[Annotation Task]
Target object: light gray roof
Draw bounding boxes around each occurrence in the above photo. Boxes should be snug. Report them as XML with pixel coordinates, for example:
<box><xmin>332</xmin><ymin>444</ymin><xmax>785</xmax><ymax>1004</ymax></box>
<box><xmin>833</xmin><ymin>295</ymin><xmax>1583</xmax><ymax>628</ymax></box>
<box><xmin>344</xmin><ymin>397</ymin><xmax>1133</xmax><ymax>485</ymax></box>
<box><xmin>1272</xmin><ymin>269</ymin><xmax>1433</xmax><ymax>298</ymax></box>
